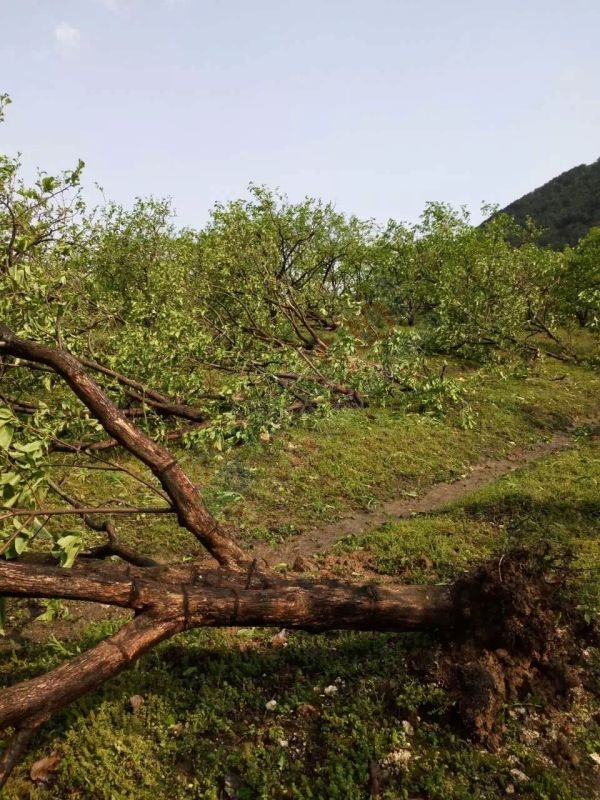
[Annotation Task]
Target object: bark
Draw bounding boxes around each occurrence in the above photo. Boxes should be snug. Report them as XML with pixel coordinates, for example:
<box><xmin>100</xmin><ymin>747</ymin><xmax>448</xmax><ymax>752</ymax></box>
<box><xmin>0</xmin><ymin>556</ymin><xmax>453</xmax><ymax>789</ymax></box>
<box><xmin>0</xmin><ymin>559</ymin><xmax>453</xmax><ymax>630</ymax></box>
<box><xmin>0</xmin><ymin>611</ymin><xmax>181</xmax><ymax>736</ymax></box>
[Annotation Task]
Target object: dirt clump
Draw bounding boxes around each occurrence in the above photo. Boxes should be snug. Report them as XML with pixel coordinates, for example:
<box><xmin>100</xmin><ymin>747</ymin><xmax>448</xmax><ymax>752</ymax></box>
<box><xmin>411</xmin><ymin>548</ymin><xmax>600</xmax><ymax>748</ymax></box>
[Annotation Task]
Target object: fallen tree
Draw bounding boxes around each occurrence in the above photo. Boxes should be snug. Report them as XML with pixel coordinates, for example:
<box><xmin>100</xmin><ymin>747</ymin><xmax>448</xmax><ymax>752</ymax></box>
<box><xmin>2</xmin><ymin>100</ymin><xmax>600</xmax><ymax>788</ymax></box>
<box><xmin>0</xmin><ymin>326</ymin><xmax>597</xmax><ymax>789</ymax></box>
<box><xmin>0</xmin><ymin>327</ymin><xmax>451</xmax><ymax>783</ymax></box>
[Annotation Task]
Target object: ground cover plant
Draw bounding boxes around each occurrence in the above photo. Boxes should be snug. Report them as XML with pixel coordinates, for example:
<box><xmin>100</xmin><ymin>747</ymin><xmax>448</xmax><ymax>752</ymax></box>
<box><xmin>1</xmin><ymin>95</ymin><xmax>599</xmax><ymax>796</ymax></box>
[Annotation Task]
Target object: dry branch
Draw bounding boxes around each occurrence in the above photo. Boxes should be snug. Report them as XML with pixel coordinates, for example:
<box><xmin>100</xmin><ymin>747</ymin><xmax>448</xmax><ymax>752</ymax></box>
<box><xmin>0</xmin><ymin>611</ymin><xmax>181</xmax><ymax>772</ymax></box>
<box><xmin>46</xmin><ymin>480</ymin><xmax>160</xmax><ymax>568</ymax></box>
<box><xmin>50</xmin><ymin>424</ymin><xmax>205</xmax><ymax>453</ymax></box>
<box><xmin>0</xmin><ymin>505</ymin><xmax>174</xmax><ymax>519</ymax></box>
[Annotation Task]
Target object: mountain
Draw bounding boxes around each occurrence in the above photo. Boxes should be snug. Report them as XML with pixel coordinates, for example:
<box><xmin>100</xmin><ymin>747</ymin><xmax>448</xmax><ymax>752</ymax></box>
<box><xmin>497</xmin><ymin>158</ymin><xmax>600</xmax><ymax>248</ymax></box>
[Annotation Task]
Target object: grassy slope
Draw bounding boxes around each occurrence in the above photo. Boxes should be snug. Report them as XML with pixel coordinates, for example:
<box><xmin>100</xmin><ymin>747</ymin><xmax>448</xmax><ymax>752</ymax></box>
<box><xmin>2</xmin><ymin>355</ymin><xmax>600</xmax><ymax>799</ymax></box>
<box><xmin>70</xmin><ymin>357</ymin><xmax>599</xmax><ymax>559</ymax></box>
<box><xmin>337</xmin><ymin>434</ymin><xmax>599</xmax><ymax>592</ymax></box>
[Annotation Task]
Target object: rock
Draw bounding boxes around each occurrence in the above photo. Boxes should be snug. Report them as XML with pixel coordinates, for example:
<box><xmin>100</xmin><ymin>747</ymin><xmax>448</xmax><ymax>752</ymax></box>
<box><xmin>292</xmin><ymin>555</ymin><xmax>314</xmax><ymax>572</ymax></box>
<box><xmin>30</xmin><ymin>752</ymin><xmax>60</xmax><ymax>784</ymax></box>
<box><xmin>509</xmin><ymin>768</ymin><xmax>530</xmax><ymax>783</ymax></box>
<box><xmin>519</xmin><ymin>729</ymin><xmax>540</xmax><ymax>746</ymax></box>
<box><xmin>270</xmin><ymin>629</ymin><xmax>288</xmax><ymax>648</ymax></box>
<box><xmin>129</xmin><ymin>694</ymin><xmax>144</xmax><ymax>713</ymax></box>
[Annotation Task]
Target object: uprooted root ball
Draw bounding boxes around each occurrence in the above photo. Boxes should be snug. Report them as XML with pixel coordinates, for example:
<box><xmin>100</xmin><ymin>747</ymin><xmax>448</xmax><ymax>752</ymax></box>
<box><xmin>412</xmin><ymin>548</ymin><xmax>599</xmax><ymax>748</ymax></box>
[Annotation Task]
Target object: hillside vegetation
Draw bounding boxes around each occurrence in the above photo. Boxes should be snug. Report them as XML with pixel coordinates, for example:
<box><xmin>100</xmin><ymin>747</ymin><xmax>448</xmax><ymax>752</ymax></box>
<box><xmin>497</xmin><ymin>158</ymin><xmax>600</xmax><ymax>248</ymax></box>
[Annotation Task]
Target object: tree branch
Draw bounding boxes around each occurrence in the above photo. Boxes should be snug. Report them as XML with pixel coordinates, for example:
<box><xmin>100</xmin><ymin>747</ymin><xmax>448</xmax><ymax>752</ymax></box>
<box><xmin>0</xmin><ymin>326</ymin><xmax>249</xmax><ymax>569</ymax></box>
<box><xmin>0</xmin><ymin>610</ymin><xmax>182</xmax><ymax>789</ymax></box>
<box><xmin>0</xmin><ymin>505</ymin><xmax>174</xmax><ymax>520</ymax></box>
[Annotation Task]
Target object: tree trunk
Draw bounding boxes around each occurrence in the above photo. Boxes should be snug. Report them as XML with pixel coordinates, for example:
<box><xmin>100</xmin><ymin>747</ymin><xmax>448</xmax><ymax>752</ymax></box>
<box><xmin>0</xmin><ymin>556</ymin><xmax>453</xmax><ymax>787</ymax></box>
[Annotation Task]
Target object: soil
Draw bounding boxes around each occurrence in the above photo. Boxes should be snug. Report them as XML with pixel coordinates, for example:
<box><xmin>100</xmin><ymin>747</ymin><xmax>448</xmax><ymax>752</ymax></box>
<box><xmin>411</xmin><ymin>548</ymin><xmax>600</xmax><ymax>751</ymax></box>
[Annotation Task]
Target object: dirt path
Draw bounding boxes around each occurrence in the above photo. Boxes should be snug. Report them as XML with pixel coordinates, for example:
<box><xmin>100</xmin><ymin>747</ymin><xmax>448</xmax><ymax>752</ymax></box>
<box><xmin>252</xmin><ymin>432</ymin><xmax>575</xmax><ymax>567</ymax></box>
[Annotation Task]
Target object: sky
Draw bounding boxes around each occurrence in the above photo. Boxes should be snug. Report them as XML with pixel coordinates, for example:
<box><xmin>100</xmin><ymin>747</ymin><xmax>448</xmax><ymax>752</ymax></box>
<box><xmin>0</xmin><ymin>0</ymin><xmax>598</xmax><ymax>228</ymax></box>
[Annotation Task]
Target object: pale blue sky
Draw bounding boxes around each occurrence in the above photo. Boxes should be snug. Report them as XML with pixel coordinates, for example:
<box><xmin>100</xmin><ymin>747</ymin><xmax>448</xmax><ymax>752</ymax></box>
<box><xmin>1</xmin><ymin>0</ymin><xmax>598</xmax><ymax>227</ymax></box>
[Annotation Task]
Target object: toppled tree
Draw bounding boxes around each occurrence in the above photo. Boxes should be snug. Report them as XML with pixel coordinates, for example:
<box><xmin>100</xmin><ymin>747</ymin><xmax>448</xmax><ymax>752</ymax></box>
<box><xmin>0</xmin><ymin>324</ymin><xmax>453</xmax><ymax>785</ymax></box>
<box><xmin>1</xmin><ymin>97</ymin><xmax>597</xmax><ymax>787</ymax></box>
<box><xmin>2</xmin><ymin>326</ymin><xmax>597</xmax><ymax>790</ymax></box>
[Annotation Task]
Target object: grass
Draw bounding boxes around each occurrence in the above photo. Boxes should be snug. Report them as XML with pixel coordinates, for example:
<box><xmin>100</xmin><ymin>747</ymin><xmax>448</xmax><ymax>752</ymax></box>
<box><xmin>4</xmin><ymin>622</ymin><xmax>598</xmax><ymax>799</ymax></box>
<box><xmin>200</xmin><ymin>357</ymin><xmax>600</xmax><ymax>541</ymax></box>
<box><xmin>2</xmin><ymin>354</ymin><xmax>600</xmax><ymax>798</ymax></box>
<box><xmin>49</xmin><ymin>355</ymin><xmax>600</xmax><ymax>560</ymax></box>
<box><xmin>341</xmin><ymin>434</ymin><xmax>600</xmax><ymax>601</ymax></box>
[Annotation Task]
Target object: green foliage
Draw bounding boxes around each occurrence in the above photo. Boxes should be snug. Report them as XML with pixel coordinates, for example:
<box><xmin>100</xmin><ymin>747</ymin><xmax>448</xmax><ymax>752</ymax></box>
<box><xmin>0</xmin><ymin>94</ymin><xmax>11</xmax><ymax>123</ymax></box>
<box><xmin>561</xmin><ymin>227</ymin><xmax>600</xmax><ymax>329</ymax></box>
<box><xmin>1</xmin><ymin>99</ymin><xmax>600</xmax><ymax>799</ymax></box>
<box><xmin>0</xmin><ymin>100</ymin><xmax>598</xmax><ymax>567</ymax></box>
<box><xmin>356</xmin><ymin>203</ymin><xmax>570</xmax><ymax>359</ymax></box>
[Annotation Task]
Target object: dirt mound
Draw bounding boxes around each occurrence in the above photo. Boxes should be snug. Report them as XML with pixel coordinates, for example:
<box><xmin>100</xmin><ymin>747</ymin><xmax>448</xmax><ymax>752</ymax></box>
<box><xmin>411</xmin><ymin>548</ymin><xmax>599</xmax><ymax>748</ymax></box>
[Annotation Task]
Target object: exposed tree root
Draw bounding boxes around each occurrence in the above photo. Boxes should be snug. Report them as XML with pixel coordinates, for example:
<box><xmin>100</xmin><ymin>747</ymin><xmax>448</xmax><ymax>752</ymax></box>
<box><xmin>411</xmin><ymin>548</ymin><xmax>600</xmax><ymax>748</ymax></box>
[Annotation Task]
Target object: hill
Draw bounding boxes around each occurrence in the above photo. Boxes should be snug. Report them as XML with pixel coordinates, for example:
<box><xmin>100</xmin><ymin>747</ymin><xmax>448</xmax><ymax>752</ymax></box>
<box><xmin>498</xmin><ymin>158</ymin><xmax>600</xmax><ymax>248</ymax></box>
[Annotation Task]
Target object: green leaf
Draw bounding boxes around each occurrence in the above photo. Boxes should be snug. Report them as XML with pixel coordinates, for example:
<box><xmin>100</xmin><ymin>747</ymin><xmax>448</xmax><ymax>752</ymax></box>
<box><xmin>41</xmin><ymin>176</ymin><xmax>58</xmax><ymax>193</ymax></box>
<box><xmin>54</xmin><ymin>534</ymin><xmax>83</xmax><ymax>568</ymax></box>
<box><xmin>13</xmin><ymin>535</ymin><xmax>28</xmax><ymax>556</ymax></box>
<box><xmin>0</xmin><ymin>424</ymin><xmax>14</xmax><ymax>451</ymax></box>
<box><xmin>0</xmin><ymin>472</ymin><xmax>20</xmax><ymax>486</ymax></box>
<box><xmin>12</xmin><ymin>440</ymin><xmax>43</xmax><ymax>454</ymax></box>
